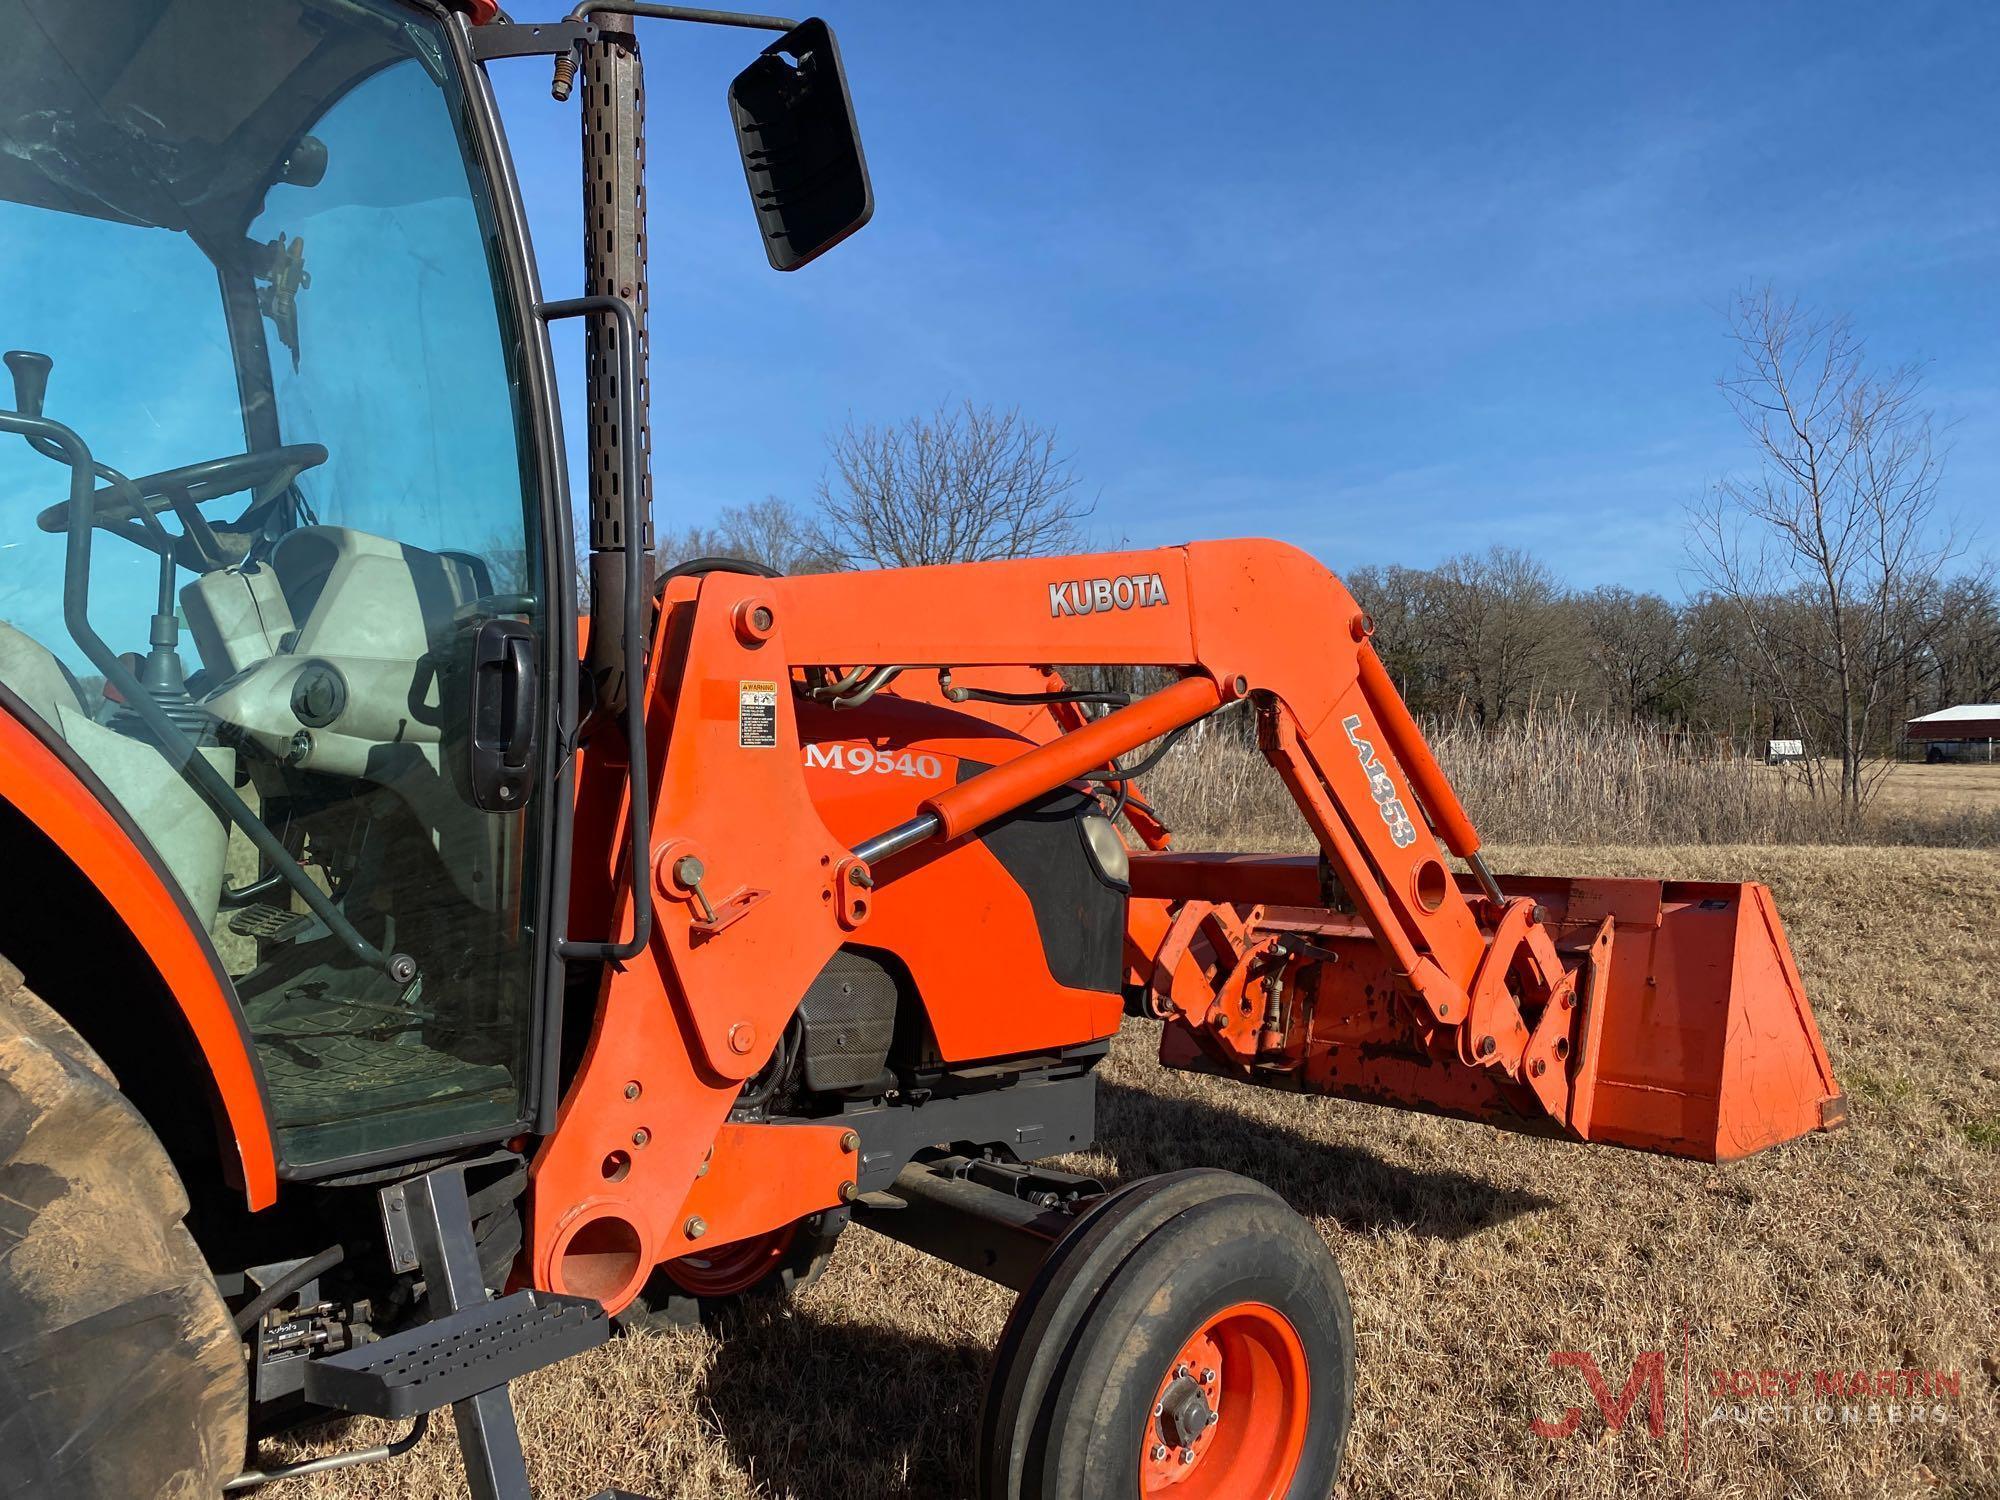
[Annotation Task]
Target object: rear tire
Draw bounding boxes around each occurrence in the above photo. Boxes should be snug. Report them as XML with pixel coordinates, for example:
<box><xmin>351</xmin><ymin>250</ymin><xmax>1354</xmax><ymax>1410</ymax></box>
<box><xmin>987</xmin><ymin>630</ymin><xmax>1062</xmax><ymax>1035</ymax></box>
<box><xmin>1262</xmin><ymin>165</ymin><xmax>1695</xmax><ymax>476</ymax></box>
<box><xmin>0</xmin><ymin>957</ymin><xmax>247</xmax><ymax>1499</ymax></box>
<box><xmin>616</xmin><ymin>1208</ymin><xmax>845</xmax><ymax>1331</ymax></box>
<box><xmin>980</xmin><ymin>1171</ymin><xmax>1353</xmax><ymax>1500</ymax></box>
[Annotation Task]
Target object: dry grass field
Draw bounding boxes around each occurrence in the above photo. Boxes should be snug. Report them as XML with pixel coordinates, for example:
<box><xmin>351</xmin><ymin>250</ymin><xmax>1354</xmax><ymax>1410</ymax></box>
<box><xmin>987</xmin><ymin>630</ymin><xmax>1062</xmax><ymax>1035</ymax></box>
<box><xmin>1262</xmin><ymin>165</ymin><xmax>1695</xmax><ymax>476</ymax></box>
<box><xmin>1139</xmin><ymin>714</ymin><xmax>2000</xmax><ymax>850</ymax></box>
<box><xmin>267</xmin><ymin>840</ymin><xmax>2000</xmax><ymax>1500</ymax></box>
<box><xmin>1866</xmin><ymin>760</ymin><xmax>2000</xmax><ymax>818</ymax></box>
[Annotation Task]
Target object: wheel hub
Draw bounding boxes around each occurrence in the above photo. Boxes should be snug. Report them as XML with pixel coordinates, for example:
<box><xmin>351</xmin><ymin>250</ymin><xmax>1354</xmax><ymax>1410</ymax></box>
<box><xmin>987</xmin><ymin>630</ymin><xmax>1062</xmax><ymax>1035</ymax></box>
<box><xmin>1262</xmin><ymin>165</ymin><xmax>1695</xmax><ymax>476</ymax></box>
<box><xmin>1159</xmin><ymin>1375</ymin><xmax>1217</xmax><ymax>1448</ymax></box>
<box><xmin>1138</xmin><ymin>1302</ymin><xmax>1310</xmax><ymax>1497</ymax></box>
<box><xmin>1142</xmin><ymin>1328</ymin><xmax>1225</xmax><ymax>1488</ymax></box>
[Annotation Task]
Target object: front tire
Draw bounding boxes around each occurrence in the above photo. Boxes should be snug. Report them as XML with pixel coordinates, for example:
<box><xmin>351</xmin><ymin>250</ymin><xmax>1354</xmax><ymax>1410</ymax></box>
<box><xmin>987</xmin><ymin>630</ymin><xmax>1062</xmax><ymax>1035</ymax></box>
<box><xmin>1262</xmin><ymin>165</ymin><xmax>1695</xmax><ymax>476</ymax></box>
<box><xmin>981</xmin><ymin>1171</ymin><xmax>1353</xmax><ymax>1500</ymax></box>
<box><xmin>0</xmin><ymin>957</ymin><xmax>247</xmax><ymax>1499</ymax></box>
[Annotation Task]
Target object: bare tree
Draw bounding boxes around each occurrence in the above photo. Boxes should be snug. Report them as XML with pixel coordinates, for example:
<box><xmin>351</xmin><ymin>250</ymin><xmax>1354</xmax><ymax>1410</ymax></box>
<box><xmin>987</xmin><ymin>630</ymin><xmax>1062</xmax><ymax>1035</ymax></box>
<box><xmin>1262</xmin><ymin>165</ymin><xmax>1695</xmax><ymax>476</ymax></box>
<box><xmin>1575</xmin><ymin>586</ymin><xmax>1696</xmax><ymax>721</ymax></box>
<box><xmin>809</xmin><ymin>399</ymin><xmax>1090</xmax><ymax>568</ymax></box>
<box><xmin>1347</xmin><ymin>563</ymin><xmax>1448</xmax><ymax>710</ymax></box>
<box><xmin>1689</xmin><ymin>287</ymin><xmax>1958</xmax><ymax>812</ymax></box>
<box><xmin>1427</xmin><ymin>546</ymin><xmax>1565</xmax><ymax>726</ymax></box>
<box><xmin>1922</xmin><ymin>572</ymin><xmax>2000</xmax><ymax>708</ymax></box>
<box><xmin>656</xmin><ymin>497</ymin><xmax>836</xmax><ymax>576</ymax></box>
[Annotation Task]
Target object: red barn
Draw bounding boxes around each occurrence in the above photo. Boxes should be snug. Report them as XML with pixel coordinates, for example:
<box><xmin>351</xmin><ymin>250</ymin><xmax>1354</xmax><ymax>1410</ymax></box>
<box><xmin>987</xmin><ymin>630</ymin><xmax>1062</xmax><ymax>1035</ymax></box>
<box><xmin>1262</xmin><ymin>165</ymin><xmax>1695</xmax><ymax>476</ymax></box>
<box><xmin>1905</xmin><ymin>704</ymin><xmax>2000</xmax><ymax>760</ymax></box>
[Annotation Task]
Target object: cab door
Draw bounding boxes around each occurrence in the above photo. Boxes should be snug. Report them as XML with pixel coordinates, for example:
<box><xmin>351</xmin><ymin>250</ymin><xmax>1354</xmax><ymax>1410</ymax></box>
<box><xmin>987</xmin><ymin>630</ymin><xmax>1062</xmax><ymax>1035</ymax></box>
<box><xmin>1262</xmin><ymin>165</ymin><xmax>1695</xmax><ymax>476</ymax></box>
<box><xmin>215</xmin><ymin>20</ymin><xmax>568</xmax><ymax>1169</ymax></box>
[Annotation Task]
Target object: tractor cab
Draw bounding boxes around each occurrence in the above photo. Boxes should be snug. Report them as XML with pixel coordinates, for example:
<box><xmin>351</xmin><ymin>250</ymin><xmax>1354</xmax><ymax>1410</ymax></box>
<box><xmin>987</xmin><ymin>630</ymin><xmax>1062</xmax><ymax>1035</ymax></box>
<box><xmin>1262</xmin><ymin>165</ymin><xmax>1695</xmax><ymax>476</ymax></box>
<box><xmin>0</xmin><ymin>0</ymin><xmax>557</xmax><ymax>1167</ymax></box>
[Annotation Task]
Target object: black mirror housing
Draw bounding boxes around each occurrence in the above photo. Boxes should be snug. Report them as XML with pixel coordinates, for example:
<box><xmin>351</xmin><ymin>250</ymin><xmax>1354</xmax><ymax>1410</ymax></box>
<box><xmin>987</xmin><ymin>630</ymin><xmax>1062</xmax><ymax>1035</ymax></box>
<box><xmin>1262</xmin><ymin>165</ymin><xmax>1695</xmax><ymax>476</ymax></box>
<box><xmin>728</xmin><ymin>18</ymin><xmax>872</xmax><ymax>271</ymax></box>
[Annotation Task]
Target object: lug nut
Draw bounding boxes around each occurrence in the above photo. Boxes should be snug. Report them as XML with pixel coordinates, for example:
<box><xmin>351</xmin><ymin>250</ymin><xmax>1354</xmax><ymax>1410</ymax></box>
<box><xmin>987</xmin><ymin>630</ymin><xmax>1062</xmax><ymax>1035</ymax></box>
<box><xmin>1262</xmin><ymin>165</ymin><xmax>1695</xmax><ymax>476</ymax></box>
<box><xmin>1179</xmin><ymin>1448</ymin><xmax>1195</xmax><ymax>1465</ymax></box>
<box><xmin>1201</xmin><ymin>1367</ymin><xmax>1215</xmax><ymax>1384</ymax></box>
<box><xmin>1153</xmin><ymin>1402</ymin><xmax>1164</xmax><ymax>1417</ymax></box>
<box><xmin>1150</xmin><ymin>1445</ymin><xmax>1168</xmax><ymax>1462</ymax></box>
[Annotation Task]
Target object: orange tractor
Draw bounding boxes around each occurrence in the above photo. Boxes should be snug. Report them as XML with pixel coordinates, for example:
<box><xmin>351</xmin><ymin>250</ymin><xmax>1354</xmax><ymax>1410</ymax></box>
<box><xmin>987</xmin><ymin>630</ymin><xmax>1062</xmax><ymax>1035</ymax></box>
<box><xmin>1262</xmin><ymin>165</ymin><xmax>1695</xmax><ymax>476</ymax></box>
<box><xmin>0</xmin><ymin>3</ymin><xmax>1842</xmax><ymax>1497</ymax></box>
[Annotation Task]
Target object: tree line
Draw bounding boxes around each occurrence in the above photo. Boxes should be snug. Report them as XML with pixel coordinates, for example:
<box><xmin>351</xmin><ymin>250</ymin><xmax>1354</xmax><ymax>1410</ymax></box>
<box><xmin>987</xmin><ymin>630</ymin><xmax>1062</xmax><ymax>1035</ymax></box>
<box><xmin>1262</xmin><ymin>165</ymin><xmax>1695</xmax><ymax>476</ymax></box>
<box><xmin>1346</xmin><ymin>545</ymin><xmax>1998</xmax><ymax>755</ymax></box>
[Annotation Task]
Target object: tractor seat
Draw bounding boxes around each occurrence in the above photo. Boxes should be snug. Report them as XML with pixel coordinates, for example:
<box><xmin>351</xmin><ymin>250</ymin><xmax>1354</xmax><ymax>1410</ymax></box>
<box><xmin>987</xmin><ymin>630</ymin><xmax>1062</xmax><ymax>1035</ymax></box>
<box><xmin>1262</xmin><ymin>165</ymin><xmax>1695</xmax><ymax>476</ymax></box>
<box><xmin>0</xmin><ymin>617</ymin><xmax>83</xmax><ymax>730</ymax></box>
<box><xmin>0</xmin><ymin>619</ymin><xmax>232</xmax><ymax>928</ymax></box>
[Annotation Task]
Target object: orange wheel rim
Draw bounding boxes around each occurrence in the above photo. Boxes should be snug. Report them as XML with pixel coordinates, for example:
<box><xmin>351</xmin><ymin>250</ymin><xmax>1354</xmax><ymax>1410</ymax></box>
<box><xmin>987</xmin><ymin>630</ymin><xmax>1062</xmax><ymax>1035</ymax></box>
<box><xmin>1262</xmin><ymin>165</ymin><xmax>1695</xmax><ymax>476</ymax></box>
<box><xmin>1137</xmin><ymin>1301</ymin><xmax>1310</xmax><ymax>1499</ymax></box>
<box><xmin>662</xmin><ymin>1223</ymin><xmax>795</xmax><ymax>1297</ymax></box>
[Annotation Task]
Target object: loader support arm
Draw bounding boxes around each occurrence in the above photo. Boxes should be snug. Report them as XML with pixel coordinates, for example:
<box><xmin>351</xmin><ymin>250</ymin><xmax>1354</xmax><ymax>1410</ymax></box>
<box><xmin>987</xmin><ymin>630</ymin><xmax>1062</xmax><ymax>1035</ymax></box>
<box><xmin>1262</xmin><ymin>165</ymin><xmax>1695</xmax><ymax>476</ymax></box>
<box><xmin>533</xmin><ymin>539</ymin><xmax>1840</xmax><ymax>1311</ymax></box>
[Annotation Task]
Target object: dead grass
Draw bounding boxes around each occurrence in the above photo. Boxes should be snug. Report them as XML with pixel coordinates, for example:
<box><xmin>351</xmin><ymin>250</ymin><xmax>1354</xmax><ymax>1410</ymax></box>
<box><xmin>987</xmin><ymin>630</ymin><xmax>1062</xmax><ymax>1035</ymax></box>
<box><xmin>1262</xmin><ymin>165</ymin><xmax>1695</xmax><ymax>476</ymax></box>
<box><xmin>1141</xmin><ymin>714</ymin><xmax>2000</xmax><ymax>849</ymax></box>
<box><xmin>1864</xmin><ymin>760</ymin><xmax>2000</xmax><ymax>818</ymax></box>
<box><xmin>266</xmin><ymin>842</ymin><xmax>2000</xmax><ymax>1499</ymax></box>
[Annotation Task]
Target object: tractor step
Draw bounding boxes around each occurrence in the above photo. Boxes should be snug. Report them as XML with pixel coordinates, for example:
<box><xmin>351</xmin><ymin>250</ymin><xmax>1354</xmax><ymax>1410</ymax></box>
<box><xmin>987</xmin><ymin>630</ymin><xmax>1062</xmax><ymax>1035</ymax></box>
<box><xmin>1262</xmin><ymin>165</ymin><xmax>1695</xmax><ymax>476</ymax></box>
<box><xmin>303</xmin><ymin>1289</ymin><xmax>608</xmax><ymax>1418</ymax></box>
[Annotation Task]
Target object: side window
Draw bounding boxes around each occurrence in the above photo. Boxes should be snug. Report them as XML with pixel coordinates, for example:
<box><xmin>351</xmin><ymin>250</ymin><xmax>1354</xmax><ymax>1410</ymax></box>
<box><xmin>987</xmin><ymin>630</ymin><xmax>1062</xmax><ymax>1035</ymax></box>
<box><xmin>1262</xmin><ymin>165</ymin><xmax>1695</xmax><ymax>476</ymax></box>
<box><xmin>249</xmin><ymin>62</ymin><xmax>537</xmax><ymax>584</ymax></box>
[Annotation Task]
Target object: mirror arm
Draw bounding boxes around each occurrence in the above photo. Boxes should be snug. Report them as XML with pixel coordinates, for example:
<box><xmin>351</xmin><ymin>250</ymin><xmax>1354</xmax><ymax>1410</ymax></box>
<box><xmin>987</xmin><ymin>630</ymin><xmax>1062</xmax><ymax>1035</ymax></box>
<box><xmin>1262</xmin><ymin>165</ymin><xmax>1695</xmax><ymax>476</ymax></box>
<box><xmin>563</xmin><ymin>3</ymin><xmax>795</xmax><ymax>32</ymax></box>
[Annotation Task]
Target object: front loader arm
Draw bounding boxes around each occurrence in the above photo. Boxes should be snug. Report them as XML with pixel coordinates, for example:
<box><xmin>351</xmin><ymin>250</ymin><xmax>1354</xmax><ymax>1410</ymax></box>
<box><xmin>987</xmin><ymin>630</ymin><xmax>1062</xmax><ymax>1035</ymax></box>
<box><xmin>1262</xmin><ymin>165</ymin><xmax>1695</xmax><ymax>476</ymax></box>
<box><xmin>532</xmin><ymin>540</ymin><xmax>1840</xmax><ymax>1310</ymax></box>
<box><xmin>775</xmin><ymin>539</ymin><xmax>1571</xmax><ymax>1104</ymax></box>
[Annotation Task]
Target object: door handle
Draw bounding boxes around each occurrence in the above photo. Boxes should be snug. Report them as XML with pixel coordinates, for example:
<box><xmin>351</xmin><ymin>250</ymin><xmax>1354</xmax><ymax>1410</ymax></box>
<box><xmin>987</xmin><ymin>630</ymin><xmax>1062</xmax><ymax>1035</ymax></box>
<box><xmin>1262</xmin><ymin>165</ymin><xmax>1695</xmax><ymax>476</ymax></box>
<box><xmin>468</xmin><ymin>617</ymin><xmax>539</xmax><ymax>811</ymax></box>
<box><xmin>500</xmin><ymin>632</ymin><xmax>536</xmax><ymax>775</ymax></box>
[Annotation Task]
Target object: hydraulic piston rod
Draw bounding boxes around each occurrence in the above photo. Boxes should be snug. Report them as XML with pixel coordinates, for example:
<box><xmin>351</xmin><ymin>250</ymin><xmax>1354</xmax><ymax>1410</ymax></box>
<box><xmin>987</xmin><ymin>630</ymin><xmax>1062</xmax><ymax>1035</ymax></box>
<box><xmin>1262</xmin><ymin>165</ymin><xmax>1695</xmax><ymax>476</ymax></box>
<box><xmin>850</xmin><ymin>674</ymin><xmax>1226</xmax><ymax>864</ymax></box>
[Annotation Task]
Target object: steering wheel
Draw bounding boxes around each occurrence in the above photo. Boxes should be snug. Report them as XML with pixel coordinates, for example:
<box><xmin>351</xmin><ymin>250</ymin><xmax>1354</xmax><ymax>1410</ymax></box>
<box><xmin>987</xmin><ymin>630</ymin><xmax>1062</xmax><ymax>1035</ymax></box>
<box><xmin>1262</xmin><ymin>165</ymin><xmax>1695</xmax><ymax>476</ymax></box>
<box><xmin>36</xmin><ymin>444</ymin><xmax>329</xmax><ymax>569</ymax></box>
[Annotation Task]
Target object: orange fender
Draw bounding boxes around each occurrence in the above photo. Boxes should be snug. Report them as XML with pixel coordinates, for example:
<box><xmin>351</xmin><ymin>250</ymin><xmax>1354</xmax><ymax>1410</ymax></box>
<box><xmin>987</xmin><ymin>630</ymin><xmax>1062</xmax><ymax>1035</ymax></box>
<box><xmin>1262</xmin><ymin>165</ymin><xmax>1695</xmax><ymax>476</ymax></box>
<box><xmin>0</xmin><ymin>704</ymin><xmax>276</xmax><ymax>1208</ymax></box>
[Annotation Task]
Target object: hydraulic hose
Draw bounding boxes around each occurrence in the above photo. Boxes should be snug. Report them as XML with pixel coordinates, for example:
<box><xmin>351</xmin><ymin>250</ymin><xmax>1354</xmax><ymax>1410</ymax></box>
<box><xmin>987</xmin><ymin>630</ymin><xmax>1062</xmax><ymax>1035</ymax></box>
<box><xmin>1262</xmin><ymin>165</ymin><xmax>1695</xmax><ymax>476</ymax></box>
<box><xmin>232</xmin><ymin>1244</ymin><xmax>345</xmax><ymax>1336</ymax></box>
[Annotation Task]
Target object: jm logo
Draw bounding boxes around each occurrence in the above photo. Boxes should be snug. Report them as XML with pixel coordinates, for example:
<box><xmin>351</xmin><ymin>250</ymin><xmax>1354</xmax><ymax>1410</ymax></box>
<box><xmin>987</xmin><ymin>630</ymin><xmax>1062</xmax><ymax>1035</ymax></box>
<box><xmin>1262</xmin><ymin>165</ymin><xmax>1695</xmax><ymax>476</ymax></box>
<box><xmin>1531</xmin><ymin>1350</ymin><xmax>1669</xmax><ymax>1441</ymax></box>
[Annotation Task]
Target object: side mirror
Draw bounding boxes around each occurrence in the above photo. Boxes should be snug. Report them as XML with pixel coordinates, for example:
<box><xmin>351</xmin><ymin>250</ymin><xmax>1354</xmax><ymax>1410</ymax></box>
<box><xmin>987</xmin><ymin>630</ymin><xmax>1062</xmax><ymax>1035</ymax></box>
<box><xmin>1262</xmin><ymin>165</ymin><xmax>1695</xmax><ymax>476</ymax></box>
<box><xmin>728</xmin><ymin>18</ymin><xmax>873</xmax><ymax>271</ymax></box>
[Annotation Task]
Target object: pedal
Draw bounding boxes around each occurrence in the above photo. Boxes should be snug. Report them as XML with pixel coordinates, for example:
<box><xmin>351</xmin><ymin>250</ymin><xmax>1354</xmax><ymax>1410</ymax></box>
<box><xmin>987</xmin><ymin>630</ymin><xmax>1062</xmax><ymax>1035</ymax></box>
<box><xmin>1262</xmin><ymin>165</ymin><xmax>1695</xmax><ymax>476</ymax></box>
<box><xmin>229</xmin><ymin>902</ymin><xmax>310</xmax><ymax>941</ymax></box>
<box><xmin>302</xmin><ymin>1289</ymin><xmax>608</xmax><ymax>1418</ymax></box>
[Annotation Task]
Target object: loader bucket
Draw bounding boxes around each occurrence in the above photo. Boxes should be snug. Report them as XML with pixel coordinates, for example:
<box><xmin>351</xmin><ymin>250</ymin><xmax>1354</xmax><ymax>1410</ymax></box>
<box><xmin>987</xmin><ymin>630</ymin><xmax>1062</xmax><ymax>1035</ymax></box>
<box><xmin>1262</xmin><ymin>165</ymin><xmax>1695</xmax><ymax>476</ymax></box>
<box><xmin>1513</xmin><ymin>873</ymin><xmax>1844</xmax><ymax>1162</ymax></box>
<box><xmin>1131</xmin><ymin>855</ymin><xmax>1843</xmax><ymax>1164</ymax></box>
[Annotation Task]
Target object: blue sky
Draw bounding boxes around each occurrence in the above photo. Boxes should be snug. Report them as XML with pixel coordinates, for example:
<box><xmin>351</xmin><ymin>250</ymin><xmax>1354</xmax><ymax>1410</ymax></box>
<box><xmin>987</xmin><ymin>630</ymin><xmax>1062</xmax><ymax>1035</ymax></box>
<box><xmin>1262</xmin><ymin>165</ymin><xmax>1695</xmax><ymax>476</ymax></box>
<box><xmin>488</xmin><ymin>1</ymin><xmax>1998</xmax><ymax>596</ymax></box>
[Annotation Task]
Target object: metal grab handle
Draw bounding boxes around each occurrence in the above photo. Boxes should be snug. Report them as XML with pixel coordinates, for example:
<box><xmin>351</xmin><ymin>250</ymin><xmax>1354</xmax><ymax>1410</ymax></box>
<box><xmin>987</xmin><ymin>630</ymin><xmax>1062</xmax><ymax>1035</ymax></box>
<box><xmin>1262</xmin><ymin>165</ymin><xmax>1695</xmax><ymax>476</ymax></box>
<box><xmin>540</xmin><ymin>295</ymin><xmax>653</xmax><ymax>963</ymax></box>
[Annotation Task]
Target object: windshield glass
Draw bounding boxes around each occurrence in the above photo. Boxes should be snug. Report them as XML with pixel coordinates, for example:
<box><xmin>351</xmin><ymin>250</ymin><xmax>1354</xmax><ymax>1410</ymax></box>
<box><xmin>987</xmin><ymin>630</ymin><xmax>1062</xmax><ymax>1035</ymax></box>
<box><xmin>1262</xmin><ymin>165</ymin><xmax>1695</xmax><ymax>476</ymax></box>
<box><xmin>0</xmin><ymin>199</ymin><xmax>246</xmax><ymax>665</ymax></box>
<box><xmin>0</xmin><ymin>0</ymin><xmax>550</xmax><ymax>1168</ymax></box>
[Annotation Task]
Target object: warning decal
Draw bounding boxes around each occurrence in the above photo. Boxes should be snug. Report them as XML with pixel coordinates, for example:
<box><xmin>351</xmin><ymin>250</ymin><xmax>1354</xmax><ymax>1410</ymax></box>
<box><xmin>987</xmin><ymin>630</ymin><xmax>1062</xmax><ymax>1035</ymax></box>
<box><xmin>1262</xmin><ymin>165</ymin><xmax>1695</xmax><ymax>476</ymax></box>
<box><xmin>738</xmin><ymin>680</ymin><xmax>779</xmax><ymax>748</ymax></box>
